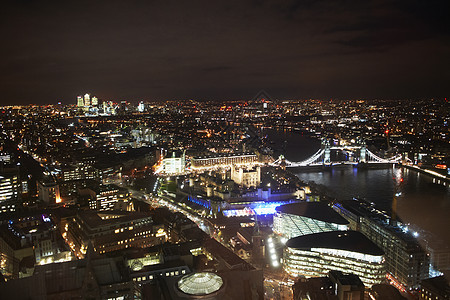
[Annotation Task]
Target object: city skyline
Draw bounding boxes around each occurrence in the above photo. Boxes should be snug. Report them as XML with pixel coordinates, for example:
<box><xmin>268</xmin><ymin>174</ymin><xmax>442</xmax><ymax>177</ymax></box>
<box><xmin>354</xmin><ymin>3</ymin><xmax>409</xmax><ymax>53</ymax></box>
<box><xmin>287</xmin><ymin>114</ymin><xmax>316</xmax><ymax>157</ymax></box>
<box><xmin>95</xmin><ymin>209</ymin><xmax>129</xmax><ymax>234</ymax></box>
<box><xmin>1</xmin><ymin>0</ymin><xmax>449</xmax><ymax>105</ymax></box>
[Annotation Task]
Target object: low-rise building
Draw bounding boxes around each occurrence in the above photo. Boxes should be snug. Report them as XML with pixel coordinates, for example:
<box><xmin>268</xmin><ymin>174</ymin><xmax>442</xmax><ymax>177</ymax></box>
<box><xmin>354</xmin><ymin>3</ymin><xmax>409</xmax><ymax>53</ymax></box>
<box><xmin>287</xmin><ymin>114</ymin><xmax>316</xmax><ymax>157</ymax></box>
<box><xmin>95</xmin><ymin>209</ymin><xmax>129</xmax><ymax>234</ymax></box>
<box><xmin>64</xmin><ymin>210</ymin><xmax>166</xmax><ymax>258</ymax></box>
<box><xmin>231</xmin><ymin>165</ymin><xmax>261</xmax><ymax>188</ymax></box>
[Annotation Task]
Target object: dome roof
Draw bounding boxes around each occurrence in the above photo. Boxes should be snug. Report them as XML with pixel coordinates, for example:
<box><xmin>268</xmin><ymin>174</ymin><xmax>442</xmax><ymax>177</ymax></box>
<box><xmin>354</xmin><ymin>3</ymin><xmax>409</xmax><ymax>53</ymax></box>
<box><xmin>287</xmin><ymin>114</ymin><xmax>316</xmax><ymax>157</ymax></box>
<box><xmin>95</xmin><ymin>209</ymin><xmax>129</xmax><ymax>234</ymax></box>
<box><xmin>178</xmin><ymin>272</ymin><xmax>223</xmax><ymax>296</ymax></box>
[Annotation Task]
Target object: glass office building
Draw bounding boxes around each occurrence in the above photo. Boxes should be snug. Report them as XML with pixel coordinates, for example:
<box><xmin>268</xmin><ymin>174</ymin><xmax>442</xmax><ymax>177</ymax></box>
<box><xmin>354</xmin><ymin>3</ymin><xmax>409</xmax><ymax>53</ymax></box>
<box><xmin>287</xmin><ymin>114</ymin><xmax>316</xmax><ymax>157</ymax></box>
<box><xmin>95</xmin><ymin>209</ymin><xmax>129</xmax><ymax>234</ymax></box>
<box><xmin>273</xmin><ymin>202</ymin><xmax>349</xmax><ymax>239</ymax></box>
<box><xmin>283</xmin><ymin>231</ymin><xmax>385</xmax><ymax>287</ymax></box>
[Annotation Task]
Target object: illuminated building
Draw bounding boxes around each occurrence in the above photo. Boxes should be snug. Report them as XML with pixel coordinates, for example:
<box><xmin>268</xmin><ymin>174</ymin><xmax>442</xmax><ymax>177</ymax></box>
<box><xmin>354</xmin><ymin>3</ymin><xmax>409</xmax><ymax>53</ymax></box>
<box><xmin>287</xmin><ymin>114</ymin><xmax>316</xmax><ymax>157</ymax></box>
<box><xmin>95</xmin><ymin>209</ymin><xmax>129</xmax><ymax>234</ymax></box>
<box><xmin>0</xmin><ymin>171</ymin><xmax>19</xmax><ymax>213</ymax></box>
<box><xmin>91</xmin><ymin>96</ymin><xmax>98</xmax><ymax>106</ymax></box>
<box><xmin>333</xmin><ymin>200</ymin><xmax>429</xmax><ymax>288</ymax></box>
<box><xmin>283</xmin><ymin>230</ymin><xmax>385</xmax><ymax>287</ymax></box>
<box><xmin>273</xmin><ymin>202</ymin><xmax>349</xmax><ymax>239</ymax></box>
<box><xmin>142</xmin><ymin>238</ymin><xmax>264</xmax><ymax>299</ymax></box>
<box><xmin>191</xmin><ymin>153</ymin><xmax>258</xmax><ymax>169</ymax></box>
<box><xmin>231</xmin><ymin>165</ymin><xmax>261</xmax><ymax>188</ymax></box>
<box><xmin>162</xmin><ymin>151</ymin><xmax>186</xmax><ymax>174</ymax></box>
<box><xmin>83</xmin><ymin>184</ymin><xmax>131</xmax><ymax>211</ymax></box>
<box><xmin>64</xmin><ymin>210</ymin><xmax>166</xmax><ymax>258</ymax></box>
<box><xmin>83</xmin><ymin>93</ymin><xmax>90</xmax><ymax>107</ymax></box>
<box><xmin>37</xmin><ymin>179</ymin><xmax>61</xmax><ymax>204</ymax></box>
<box><xmin>76</xmin><ymin>96</ymin><xmax>84</xmax><ymax>107</ymax></box>
<box><xmin>138</xmin><ymin>101</ymin><xmax>145</xmax><ymax>112</ymax></box>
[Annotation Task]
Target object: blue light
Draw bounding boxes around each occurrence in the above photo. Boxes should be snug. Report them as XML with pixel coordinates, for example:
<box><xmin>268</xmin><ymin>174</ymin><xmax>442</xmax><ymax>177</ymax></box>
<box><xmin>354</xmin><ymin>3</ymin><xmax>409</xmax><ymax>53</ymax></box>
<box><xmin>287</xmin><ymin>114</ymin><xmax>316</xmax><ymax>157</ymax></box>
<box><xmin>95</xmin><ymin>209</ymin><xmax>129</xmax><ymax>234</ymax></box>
<box><xmin>252</xmin><ymin>202</ymin><xmax>286</xmax><ymax>215</ymax></box>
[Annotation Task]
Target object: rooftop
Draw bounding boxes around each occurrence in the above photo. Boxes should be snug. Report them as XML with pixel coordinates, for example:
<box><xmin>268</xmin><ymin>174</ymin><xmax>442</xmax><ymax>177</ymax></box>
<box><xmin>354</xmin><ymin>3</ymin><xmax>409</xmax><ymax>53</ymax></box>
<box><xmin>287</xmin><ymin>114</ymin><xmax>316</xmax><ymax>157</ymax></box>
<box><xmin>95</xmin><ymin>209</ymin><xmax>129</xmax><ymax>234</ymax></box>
<box><xmin>286</xmin><ymin>230</ymin><xmax>384</xmax><ymax>256</ymax></box>
<box><xmin>276</xmin><ymin>202</ymin><xmax>349</xmax><ymax>225</ymax></box>
<box><xmin>78</xmin><ymin>210</ymin><xmax>152</xmax><ymax>229</ymax></box>
<box><xmin>177</xmin><ymin>272</ymin><xmax>223</xmax><ymax>296</ymax></box>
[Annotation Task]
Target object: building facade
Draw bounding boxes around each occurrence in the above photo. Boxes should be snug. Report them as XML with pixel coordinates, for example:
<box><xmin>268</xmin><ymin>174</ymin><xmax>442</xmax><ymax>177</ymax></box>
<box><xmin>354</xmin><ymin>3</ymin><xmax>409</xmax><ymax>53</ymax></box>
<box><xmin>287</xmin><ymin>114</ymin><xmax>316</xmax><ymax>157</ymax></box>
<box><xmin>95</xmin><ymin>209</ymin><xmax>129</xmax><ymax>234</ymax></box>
<box><xmin>231</xmin><ymin>165</ymin><xmax>261</xmax><ymax>188</ymax></box>
<box><xmin>283</xmin><ymin>231</ymin><xmax>385</xmax><ymax>287</ymax></box>
<box><xmin>191</xmin><ymin>153</ymin><xmax>258</xmax><ymax>169</ymax></box>
<box><xmin>333</xmin><ymin>200</ymin><xmax>430</xmax><ymax>288</ymax></box>
<box><xmin>162</xmin><ymin>151</ymin><xmax>186</xmax><ymax>174</ymax></box>
<box><xmin>64</xmin><ymin>211</ymin><xmax>166</xmax><ymax>258</ymax></box>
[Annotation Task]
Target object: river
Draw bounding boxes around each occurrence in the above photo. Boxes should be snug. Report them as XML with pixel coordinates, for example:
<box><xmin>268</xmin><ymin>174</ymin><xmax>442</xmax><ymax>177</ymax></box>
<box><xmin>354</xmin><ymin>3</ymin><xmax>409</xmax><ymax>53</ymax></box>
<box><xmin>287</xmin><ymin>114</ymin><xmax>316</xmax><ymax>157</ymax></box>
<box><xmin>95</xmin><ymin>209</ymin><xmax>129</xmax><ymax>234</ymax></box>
<box><xmin>264</xmin><ymin>128</ymin><xmax>450</xmax><ymax>246</ymax></box>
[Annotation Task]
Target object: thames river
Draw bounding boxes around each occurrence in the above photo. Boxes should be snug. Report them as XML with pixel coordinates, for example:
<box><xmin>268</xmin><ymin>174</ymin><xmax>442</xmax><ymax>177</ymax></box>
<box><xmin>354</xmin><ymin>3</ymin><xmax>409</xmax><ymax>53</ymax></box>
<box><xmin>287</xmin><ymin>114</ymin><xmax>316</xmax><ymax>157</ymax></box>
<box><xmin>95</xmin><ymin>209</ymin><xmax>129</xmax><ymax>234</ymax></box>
<box><xmin>264</xmin><ymin>128</ymin><xmax>450</xmax><ymax>245</ymax></box>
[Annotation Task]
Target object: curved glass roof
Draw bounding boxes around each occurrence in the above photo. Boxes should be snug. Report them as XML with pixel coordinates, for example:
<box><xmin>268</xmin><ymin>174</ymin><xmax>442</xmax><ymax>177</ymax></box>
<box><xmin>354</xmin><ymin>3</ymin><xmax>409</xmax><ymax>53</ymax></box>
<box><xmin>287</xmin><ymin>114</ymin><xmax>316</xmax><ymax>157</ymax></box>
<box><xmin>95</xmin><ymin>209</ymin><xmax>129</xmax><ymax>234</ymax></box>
<box><xmin>178</xmin><ymin>272</ymin><xmax>223</xmax><ymax>295</ymax></box>
<box><xmin>276</xmin><ymin>202</ymin><xmax>349</xmax><ymax>225</ymax></box>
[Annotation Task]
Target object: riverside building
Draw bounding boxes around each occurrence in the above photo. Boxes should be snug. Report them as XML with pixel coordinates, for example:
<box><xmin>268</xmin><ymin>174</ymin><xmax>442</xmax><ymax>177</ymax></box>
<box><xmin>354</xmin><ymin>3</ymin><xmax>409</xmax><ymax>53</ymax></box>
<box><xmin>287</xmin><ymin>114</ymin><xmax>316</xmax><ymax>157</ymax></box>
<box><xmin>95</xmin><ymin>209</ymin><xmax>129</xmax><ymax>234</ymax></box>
<box><xmin>333</xmin><ymin>200</ymin><xmax>430</xmax><ymax>289</ymax></box>
<box><xmin>273</xmin><ymin>202</ymin><xmax>349</xmax><ymax>239</ymax></box>
<box><xmin>191</xmin><ymin>153</ymin><xmax>258</xmax><ymax>170</ymax></box>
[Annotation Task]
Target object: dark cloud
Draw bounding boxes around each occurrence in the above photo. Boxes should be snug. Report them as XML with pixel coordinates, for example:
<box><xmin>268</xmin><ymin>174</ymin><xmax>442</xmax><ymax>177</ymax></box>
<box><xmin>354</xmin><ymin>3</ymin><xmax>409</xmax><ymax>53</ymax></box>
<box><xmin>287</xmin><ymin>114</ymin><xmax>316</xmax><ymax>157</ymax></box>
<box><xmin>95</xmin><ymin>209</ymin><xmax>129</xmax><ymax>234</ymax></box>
<box><xmin>0</xmin><ymin>0</ymin><xmax>449</xmax><ymax>104</ymax></box>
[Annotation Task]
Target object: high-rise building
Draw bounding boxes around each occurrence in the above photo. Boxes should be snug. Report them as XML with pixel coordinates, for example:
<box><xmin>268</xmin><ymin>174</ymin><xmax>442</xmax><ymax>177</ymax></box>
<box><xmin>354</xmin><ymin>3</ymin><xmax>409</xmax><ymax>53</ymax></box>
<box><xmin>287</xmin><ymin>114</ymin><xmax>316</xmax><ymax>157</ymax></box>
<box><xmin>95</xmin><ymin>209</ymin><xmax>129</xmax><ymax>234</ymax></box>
<box><xmin>84</xmin><ymin>93</ymin><xmax>90</xmax><ymax>107</ymax></box>
<box><xmin>138</xmin><ymin>101</ymin><xmax>145</xmax><ymax>112</ymax></box>
<box><xmin>77</xmin><ymin>96</ymin><xmax>84</xmax><ymax>107</ymax></box>
<box><xmin>333</xmin><ymin>200</ymin><xmax>430</xmax><ymax>289</ymax></box>
<box><xmin>91</xmin><ymin>96</ymin><xmax>98</xmax><ymax>107</ymax></box>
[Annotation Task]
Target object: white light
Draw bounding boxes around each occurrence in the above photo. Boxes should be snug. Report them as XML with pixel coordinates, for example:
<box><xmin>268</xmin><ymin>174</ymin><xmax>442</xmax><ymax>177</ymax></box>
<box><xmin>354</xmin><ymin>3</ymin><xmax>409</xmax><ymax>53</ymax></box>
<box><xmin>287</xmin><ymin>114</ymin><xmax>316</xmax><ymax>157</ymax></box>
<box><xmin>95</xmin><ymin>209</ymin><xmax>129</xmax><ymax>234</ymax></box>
<box><xmin>413</xmin><ymin>232</ymin><xmax>419</xmax><ymax>238</ymax></box>
<box><xmin>271</xmin><ymin>254</ymin><xmax>277</xmax><ymax>260</ymax></box>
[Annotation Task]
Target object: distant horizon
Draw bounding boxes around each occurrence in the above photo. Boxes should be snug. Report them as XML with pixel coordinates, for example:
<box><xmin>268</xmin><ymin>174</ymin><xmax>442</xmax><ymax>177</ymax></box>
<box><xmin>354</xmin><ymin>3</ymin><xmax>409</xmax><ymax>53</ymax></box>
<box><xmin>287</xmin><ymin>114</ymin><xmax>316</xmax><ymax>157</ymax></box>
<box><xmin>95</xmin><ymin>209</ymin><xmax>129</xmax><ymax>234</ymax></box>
<box><xmin>0</xmin><ymin>95</ymin><xmax>448</xmax><ymax>107</ymax></box>
<box><xmin>1</xmin><ymin>1</ymin><xmax>448</xmax><ymax>106</ymax></box>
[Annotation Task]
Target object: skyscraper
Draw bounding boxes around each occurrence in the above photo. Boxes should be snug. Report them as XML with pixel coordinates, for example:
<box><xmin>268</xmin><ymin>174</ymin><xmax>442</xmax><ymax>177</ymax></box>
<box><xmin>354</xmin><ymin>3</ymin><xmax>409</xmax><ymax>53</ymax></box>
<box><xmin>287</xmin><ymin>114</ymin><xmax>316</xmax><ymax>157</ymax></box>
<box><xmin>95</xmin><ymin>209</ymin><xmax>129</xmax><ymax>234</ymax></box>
<box><xmin>92</xmin><ymin>96</ymin><xmax>98</xmax><ymax>107</ymax></box>
<box><xmin>77</xmin><ymin>96</ymin><xmax>84</xmax><ymax>107</ymax></box>
<box><xmin>84</xmin><ymin>93</ymin><xmax>90</xmax><ymax>107</ymax></box>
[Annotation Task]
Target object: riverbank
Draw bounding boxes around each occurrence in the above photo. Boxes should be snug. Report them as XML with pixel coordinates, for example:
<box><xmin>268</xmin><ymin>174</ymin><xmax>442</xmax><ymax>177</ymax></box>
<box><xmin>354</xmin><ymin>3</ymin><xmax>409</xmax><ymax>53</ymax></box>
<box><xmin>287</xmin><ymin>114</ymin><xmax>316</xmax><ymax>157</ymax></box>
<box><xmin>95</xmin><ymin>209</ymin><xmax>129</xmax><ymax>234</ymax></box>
<box><xmin>402</xmin><ymin>164</ymin><xmax>449</xmax><ymax>186</ymax></box>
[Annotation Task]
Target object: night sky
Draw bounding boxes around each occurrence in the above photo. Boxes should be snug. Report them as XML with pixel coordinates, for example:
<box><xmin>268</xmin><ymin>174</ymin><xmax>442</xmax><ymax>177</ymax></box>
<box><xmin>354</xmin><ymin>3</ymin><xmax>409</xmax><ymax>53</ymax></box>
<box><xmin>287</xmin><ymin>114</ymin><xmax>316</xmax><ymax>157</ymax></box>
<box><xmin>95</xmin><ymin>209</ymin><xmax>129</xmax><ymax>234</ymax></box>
<box><xmin>1</xmin><ymin>0</ymin><xmax>449</xmax><ymax>105</ymax></box>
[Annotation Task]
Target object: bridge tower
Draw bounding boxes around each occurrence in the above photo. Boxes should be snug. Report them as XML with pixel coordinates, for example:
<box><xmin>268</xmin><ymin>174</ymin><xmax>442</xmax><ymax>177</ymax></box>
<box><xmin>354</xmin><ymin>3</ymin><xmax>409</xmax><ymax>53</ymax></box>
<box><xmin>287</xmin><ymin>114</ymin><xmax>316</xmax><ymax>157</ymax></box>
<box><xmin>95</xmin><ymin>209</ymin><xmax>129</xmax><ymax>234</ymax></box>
<box><xmin>278</xmin><ymin>154</ymin><xmax>286</xmax><ymax>170</ymax></box>
<box><xmin>322</xmin><ymin>139</ymin><xmax>331</xmax><ymax>164</ymax></box>
<box><xmin>359</xmin><ymin>139</ymin><xmax>367</xmax><ymax>163</ymax></box>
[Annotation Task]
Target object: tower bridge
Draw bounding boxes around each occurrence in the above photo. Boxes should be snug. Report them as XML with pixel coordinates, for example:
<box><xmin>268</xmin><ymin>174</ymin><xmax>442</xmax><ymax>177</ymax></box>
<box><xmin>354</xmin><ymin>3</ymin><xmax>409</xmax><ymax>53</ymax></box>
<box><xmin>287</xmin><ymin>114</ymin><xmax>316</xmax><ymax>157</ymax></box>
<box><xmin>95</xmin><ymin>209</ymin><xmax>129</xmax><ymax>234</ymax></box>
<box><xmin>270</xmin><ymin>139</ymin><xmax>403</xmax><ymax>168</ymax></box>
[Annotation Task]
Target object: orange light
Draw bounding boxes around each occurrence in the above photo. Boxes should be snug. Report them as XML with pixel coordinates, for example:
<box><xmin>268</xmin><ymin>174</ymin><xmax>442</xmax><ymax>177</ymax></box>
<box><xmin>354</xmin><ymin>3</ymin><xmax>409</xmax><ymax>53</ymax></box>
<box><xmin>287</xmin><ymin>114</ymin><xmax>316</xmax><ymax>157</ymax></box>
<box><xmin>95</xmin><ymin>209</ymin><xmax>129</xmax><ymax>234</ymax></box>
<box><xmin>436</xmin><ymin>164</ymin><xmax>447</xmax><ymax>169</ymax></box>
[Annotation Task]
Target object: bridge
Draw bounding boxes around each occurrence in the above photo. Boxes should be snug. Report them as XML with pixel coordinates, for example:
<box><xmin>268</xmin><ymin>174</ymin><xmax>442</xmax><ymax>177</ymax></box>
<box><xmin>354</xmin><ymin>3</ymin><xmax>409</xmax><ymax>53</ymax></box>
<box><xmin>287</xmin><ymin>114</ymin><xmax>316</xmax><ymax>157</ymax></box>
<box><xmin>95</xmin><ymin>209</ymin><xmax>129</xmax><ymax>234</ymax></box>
<box><xmin>271</xmin><ymin>139</ymin><xmax>403</xmax><ymax>167</ymax></box>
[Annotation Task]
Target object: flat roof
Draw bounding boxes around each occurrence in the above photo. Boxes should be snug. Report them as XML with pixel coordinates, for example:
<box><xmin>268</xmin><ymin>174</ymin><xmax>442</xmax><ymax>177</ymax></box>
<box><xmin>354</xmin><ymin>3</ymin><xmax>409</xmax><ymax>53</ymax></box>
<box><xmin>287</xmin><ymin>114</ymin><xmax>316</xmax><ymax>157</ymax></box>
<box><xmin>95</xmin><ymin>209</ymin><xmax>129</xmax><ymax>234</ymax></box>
<box><xmin>78</xmin><ymin>210</ymin><xmax>152</xmax><ymax>228</ymax></box>
<box><xmin>286</xmin><ymin>230</ymin><xmax>384</xmax><ymax>256</ymax></box>
<box><xmin>276</xmin><ymin>202</ymin><xmax>349</xmax><ymax>225</ymax></box>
